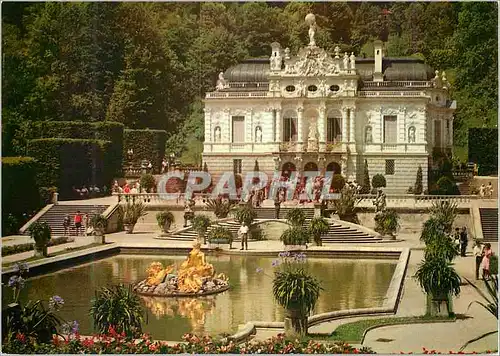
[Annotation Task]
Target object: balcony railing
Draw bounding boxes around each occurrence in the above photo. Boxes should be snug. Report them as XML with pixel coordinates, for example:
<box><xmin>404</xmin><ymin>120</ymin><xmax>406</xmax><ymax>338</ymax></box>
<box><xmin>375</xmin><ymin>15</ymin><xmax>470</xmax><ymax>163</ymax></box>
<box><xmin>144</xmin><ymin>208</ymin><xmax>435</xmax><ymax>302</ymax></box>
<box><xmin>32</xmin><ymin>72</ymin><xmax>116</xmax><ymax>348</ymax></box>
<box><xmin>206</xmin><ymin>91</ymin><xmax>271</xmax><ymax>99</ymax></box>
<box><xmin>363</xmin><ymin>81</ymin><xmax>433</xmax><ymax>88</ymax></box>
<box><xmin>358</xmin><ymin>91</ymin><xmax>429</xmax><ymax>98</ymax></box>
<box><xmin>227</xmin><ymin>82</ymin><xmax>269</xmax><ymax>90</ymax></box>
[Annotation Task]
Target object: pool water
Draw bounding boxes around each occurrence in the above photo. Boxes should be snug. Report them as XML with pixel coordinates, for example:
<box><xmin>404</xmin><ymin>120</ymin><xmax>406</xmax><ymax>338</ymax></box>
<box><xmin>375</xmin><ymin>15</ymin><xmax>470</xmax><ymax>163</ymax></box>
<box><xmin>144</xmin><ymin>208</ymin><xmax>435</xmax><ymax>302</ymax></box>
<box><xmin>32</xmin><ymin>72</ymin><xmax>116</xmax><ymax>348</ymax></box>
<box><xmin>2</xmin><ymin>254</ymin><xmax>396</xmax><ymax>341</ymax></box>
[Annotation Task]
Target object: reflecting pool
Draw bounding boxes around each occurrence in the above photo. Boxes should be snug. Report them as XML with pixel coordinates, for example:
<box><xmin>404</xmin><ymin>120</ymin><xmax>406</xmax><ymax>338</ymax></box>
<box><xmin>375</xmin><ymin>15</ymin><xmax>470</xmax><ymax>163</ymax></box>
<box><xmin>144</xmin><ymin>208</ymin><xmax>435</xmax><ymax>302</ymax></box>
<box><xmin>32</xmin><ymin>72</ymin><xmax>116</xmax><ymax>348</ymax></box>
<box><xmin>2</xmin><ymin>254</ymin><xmax>396</xmax><ymax>341</ymax></box>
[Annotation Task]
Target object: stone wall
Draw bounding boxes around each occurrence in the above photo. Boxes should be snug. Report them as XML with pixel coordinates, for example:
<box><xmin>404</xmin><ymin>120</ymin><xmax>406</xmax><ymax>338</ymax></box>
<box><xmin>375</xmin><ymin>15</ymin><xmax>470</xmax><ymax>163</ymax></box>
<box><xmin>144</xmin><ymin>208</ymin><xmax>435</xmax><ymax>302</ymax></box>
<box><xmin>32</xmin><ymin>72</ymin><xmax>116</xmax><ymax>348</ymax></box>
<box><xmin>358</xmin><ymin>155</ymin><xmax>428</xmax><ymax>194</ymax></box>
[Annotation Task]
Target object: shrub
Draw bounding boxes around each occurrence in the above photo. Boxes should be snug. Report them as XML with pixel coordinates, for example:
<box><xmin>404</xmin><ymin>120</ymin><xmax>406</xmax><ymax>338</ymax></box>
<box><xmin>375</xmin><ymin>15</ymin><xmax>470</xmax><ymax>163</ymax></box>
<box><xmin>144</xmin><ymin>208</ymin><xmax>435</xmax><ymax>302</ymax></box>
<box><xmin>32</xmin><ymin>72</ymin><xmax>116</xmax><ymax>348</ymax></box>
<box><xmin>331</xmin><ymin>185</ymin><xmax>361</xmax><ymax>224</ymax></box>
<box><xmin>420</xmin><ymin>217</ymin><xmax>449</xmax><ymax>245</ymax></box>
<box><xmin>191</xmin><ymin>215</ymin><xmax>212</xmax><ymax>241</ymax></box>
<box><xmin>89</xmin><ymin>215</ymin><xmax>108</xmax><ymax>231</ymax></box>
<box><xmin>374</xmin><ymin>209</ymin><xmax>400</xmax><ymax>236</ymax></box>
<box><xmin>90</xmin><ymin>284</ymin><xmax>144</xmax><ymax>338</ymax></box>
<box><xmin>414</xmin><ymin>165</ymin><xmax>423</xmax><ymax>195</ymax></box>
<box><xmin>2</xmin><ymin>157</ymin><xmax>41</xmax><ymax>236</ymax></box>
<box><xmin>414</xmin><ymin>257</ymin><xmax>461</xmax><ymax>299</ymax></box>
<box><xmin>27</xmin><ymin>222</ymin><xmax>51</xmax><ymax>249</ymax></box>
<box><xmin>206</xmin><ymin>198</ymin><xmax>235</xmax><ymax>219</ymax></box>
<box><xmin>309</xmin><ymin>217</ymin><xmax>329</xmax><ymax>246</ymax></box>
<box><xmin>361</xmin><ymin>159</ymin><xmax>371</xmax><ymax>194</ymax></box>
<box><xmin>435</xmin><ymin>176</ymin><xmax>459</xmax><ymax>195</ymax></box>
<box><xmin>429</xmin><ymin>200</ymin><xmax>458</xmax><ymax>233</ymax></box>
<box><xmin>372</xmin><ymin>174</ymin><xmax>386</xmax><ymax>189</ymax></box>
<box><xmin>123</xmin><ymin>129</ymin><xmax>167</xmax><ymax>173</ymax></box>
<box><xmin>330</xmin><ymin>174</ymin><xmax>346</xmax><ymax>192</ymax></box>
<box><xmin>207</xmin><ymin>226</ymin><xmax>233</xmax><ymax>244</ymax></box>
<box><xmin>424</xmin><ymin>234</ymin><xmax>459</xmax><ymax>262</ymax></box>
<box><xmin>469</xmin><ymin>128</ymin><xmax>498</xmax><ymax>176</ymax></box>
<box><xmin>286</xmin><ymin>208</ymin><xmax>306</xmax><ymax>227</ymax></box>
<box><xmin>156</xmin><ymin>211</ymin><xmax>174</xmax><ymax>231</ymax></box>
<box><xmin>140</xmin><ymin>173</ymin><xmax>156</xmax><ymax>192</ymax></box>
<box><xmin>249</xmin><ymin>224</ymin><xmax>267</xmax><ymax>241</ymax></box>
<box><xmin>280</xmin><ymin>227</ymin><xmax>310</xmax><ymax>245</ymax></box>
<box><xmin>232</xmin><ymin>205</ymin><xmax>257</xmax><ymax>226</ymax></box>
<box><xmin>121</xmin><ymin>202</ymin><xmax>147</xmax><ymax>225</ymax></box>
<box><xmin>27</xmin><ymin>138</ymin><xmax>112</xmax><ymax>199</ymax></box>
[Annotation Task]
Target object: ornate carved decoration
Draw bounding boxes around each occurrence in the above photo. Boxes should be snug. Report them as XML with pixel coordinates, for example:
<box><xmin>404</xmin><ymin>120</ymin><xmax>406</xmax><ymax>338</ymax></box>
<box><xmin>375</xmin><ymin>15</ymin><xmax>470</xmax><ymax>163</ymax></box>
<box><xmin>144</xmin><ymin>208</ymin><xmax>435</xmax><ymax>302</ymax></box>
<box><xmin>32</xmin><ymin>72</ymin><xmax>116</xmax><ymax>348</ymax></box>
<box><xmin>284</xmin><ymin>46</ymin><xmax>340</xmax><ymax>76</ymax></box>
<box><xmin>381</xmin><ymin>107</ymin><xmax>399</xmax><ymax>116</ymax></box>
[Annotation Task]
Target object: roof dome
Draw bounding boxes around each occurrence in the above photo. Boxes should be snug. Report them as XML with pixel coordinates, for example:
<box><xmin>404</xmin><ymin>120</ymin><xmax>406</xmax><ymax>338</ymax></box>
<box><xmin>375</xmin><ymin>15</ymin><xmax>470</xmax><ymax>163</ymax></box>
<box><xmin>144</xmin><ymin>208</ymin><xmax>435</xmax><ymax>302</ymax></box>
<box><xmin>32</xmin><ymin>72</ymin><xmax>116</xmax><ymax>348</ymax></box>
<box><xmin>224</xmin><ymin>58</ymin><xmax>270</xmax><ymax>83</ymax></box>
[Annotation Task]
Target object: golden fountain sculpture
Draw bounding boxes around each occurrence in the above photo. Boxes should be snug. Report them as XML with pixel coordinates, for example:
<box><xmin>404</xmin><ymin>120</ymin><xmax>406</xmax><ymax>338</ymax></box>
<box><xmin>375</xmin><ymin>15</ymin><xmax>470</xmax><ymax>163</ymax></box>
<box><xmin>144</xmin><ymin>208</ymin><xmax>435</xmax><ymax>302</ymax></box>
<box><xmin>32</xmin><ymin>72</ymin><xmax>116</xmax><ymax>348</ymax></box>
<box><xmin>134</xmin><ymin>241</ymin><xmax>229</xmax><ymax>296</ymax></box>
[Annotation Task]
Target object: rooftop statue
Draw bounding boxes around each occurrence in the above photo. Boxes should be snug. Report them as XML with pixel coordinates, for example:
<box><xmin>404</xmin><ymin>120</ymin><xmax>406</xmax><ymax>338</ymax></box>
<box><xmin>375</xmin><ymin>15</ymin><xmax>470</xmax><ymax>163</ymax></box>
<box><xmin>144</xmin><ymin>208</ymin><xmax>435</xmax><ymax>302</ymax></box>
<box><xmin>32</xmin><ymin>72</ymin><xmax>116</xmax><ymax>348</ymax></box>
<box><xmin>305</xmin><ymin>13</ymin><xmax>316</xmax><ymax>47</ymax></box>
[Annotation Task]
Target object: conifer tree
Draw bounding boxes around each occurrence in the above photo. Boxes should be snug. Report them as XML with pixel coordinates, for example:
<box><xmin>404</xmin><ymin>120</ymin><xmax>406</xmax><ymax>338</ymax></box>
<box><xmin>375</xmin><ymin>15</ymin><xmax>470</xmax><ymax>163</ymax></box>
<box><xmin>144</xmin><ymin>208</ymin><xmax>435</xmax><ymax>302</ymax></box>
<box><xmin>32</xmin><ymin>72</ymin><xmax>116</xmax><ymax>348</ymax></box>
<box><xmin>361</xmin><ymin>159</ymin><xmax>371</xmax><ymax>194</ymax></box>
<box><xmin>414</xmin><ymin>165</ymin><xmax>423</xmax><ymax>195</ymax></box>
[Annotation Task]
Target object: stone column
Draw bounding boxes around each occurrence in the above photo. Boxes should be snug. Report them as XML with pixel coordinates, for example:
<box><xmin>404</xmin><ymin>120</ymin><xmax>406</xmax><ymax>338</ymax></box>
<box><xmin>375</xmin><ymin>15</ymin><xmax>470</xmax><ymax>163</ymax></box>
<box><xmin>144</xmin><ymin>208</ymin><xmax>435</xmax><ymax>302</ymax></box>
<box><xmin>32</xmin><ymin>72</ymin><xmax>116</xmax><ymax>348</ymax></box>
<box><xmin>318</xmin><ymin>103</ymin><xmax>326</xmax><ymax>152</ymax></box>
<box><xmin>247</xmin><ymin>108</ymin><xmax>253</xmax><ymax>143</ymax></box>
<box><xmin>224</xmin><ymin>108</ymin><xmax>231</xmax><ymax>143</ymax></box>
<box><xmin>349</xmin><ymin>107</ymin><xmax>356</xmax><ymax>143</ymax></box>
<box><xmin>275</xmin><ymin>108</ymin><xmax>282</xmax><ymax>142</ymax></box>
<box><xmin>341</xmin><ymin>107</ymin><xmax>348</xmax><ymax>143</ymax></box>
<box><xmin>204</xmin><ymin>108</ymin><xmax>211</xmax><ymax>142</ymax></box>
<box><xmin>297</xmin><ymin>106</ymin><xmax>304</xmax><ymax>151</ymax></box>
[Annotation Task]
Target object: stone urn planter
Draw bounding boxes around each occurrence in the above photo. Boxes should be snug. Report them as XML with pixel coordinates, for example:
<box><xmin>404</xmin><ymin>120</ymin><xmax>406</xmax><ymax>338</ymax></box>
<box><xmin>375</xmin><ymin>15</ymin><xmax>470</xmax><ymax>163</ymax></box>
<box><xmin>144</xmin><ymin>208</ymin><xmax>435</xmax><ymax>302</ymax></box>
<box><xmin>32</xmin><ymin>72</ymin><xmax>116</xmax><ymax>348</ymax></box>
<box><xmin>124</xmin><ymin>224</ymin><xmax>135</xmax><ymax>234</ymax></box>
<box><xmin>427</xmin><ymin>293</ymin><xmax>452</xmax><ymax>317</ymax></box>
<box><xmin>94</xmin><ymin>228</ymin><xmax>106</xmax><ymax>244</ymax></box>
<box><xmin>284</xmin><ymin>308</ymin><xmax>308</xmax><ymax>338</ymax></box>
<box><xmin>34</xmin><ymin>245</ymin><xmax>48</xmax><ymax>258</ymax></box>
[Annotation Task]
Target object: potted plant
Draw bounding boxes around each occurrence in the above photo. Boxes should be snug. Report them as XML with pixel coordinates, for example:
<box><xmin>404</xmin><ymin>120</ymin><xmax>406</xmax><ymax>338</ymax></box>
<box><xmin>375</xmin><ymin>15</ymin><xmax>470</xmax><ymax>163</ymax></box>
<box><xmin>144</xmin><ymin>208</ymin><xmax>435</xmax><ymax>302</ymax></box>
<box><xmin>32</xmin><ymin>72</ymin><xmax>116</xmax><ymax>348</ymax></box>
<box><xmin>140</xmin><ymin>173</ymin><xmax>156</xmax><ymax>193</ymax></box>
<box><xmin>28</xmin><ymin>222</ymin><xmax>51</xmax><ymax>257</ymax></box>
<box><xmin>206</xmin><ymin>198</ymin><xmax>235</xmax><ymax>219</ymax></box>
<box><xmin>374</xmin><ymin>209</ymin><xmax>400</xmax><ymax>239</ymax></box>
<box><xmin>232</xmin><ymin>205</ymin><xmax>257</xmax><ymax>226</ymax></box>
<box><xmin>122</xmin><ymin>202</ymin><xmax>147</xmax><ymax>234</ymax></box>
<box><xmin>280</xmin><ymin>227</ymin><xmax>310</xmax><ymax>250</ymax></box>
<box><xmin>286</xmin><ymin>208</ymin><xmax>306</xmax><ymax>227</ymax></box>
<box><xmin>156</xmin><ymin>211</ymin><xmax>174</xmax><ymax>234</ymax></box>
<box><xmin>331</xmin><ymin>185</ymin><xmax>361</xmax><ymax>224</ymax></box>
<box><xmin>414</xmin><ymin>257</ymin><xmax>461</xmax><ymax>317</ymax></box>
<box><xmin>272</xmin><ymin>253</ymin><xmax>323</xmax><ymax>337</ymax></box>
<box><xmin>429</xmin><ymin>200</ymin><xmax>458</xmax><ymax>234</ymax></box>
<box><xmin>309</xmin><ymin>217</ymin><xmax>329</xmax><ymax>246</ymax></box>
<box><xmin>207</xmin><ymin>225</ymin><xmax>233</xmax><ymax>249</ymax></box>
<box><xmin>191</xmin><ymin>214</ymin><xmax>212</xmax><ymax>244</ymax></box>
<box><xmin>90</xmin><ymin>214</ymin><xmax>108</xmax><ymax>244</ymax></box>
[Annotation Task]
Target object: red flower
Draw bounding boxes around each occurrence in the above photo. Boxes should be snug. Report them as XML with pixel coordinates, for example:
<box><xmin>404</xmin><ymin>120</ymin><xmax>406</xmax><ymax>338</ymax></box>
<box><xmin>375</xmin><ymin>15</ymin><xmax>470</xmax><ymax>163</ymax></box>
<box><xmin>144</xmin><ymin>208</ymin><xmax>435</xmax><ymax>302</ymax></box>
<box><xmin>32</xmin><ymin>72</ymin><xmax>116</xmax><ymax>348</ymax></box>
<box><xmin>15</xmin><ymin>333</ymin><xmax>26</xmax><ymax>343</ymax></box>
<box><xmin>108</xmin><ymin>325</ymin><xmax>118</xmax><ymax>337</ymax></box>
<box><xmin>52</xmin><ymin>335</ymin><xmax>60</xmax><ymax>346</ymax></box>
<box><xmin>82</xmin><ymin>338</ymin><xmax>94</xmax><ymax>347</ymax></box>
<box><xmin>149</xmin><ymin>344</ymin><xmax>158</xmax><ymax>352</ymax></box>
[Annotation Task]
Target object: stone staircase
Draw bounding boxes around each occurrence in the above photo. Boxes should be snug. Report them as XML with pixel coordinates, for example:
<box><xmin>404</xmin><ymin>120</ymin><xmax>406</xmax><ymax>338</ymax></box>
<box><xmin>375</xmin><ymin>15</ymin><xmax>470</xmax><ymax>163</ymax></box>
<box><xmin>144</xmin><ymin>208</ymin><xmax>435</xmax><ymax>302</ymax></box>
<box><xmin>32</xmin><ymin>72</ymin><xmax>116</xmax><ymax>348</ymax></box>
<box><xmin>22</xmin><ymin>204</ymin><xmax>109</xmax><ymax>237</ymax></box>
<box><xmin>479</xmin><ymin>208</ymin><xmax>498</xmax><ymax>242</ymax></box>
<box><xmin>171</xmin><ymin>217</ymin><xmax>381</xmax><ymax>244</ymax></box>
<box><xmin>255</xmin><ymin>207</ymin><xmax>315</xmax><ymax>220</ymax></box>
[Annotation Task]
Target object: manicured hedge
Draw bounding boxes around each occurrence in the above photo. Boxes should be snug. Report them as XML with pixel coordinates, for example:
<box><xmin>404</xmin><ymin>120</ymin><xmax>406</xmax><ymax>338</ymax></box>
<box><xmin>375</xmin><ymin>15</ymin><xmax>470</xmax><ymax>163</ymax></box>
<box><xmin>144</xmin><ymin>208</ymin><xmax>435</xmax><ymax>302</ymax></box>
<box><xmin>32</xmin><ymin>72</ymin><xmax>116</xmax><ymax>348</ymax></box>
<box><xmin>123</xmin><ymin>129</ymin><xmax>167</xmax><ymax>172</ymax></box>
<box><xmin>468</xmin><ymin>128</ymin><xmax>498</xmax><ymax>176</ymax></box>
<box><xmin>2</xmin><ymin>157</ymin><xmax>41</xmax><ymax>235</ymax></box>
<box><xmin>23</xmin><ymin>121</ymin><xmax>124</xmax><ymax>178</ymax></box>
<box><xmin>1</xmin><ymin>236</ymin><xmax>73</xmax><ymax>256</ymax></box>
<box><xmin>27</xmin><ymin>139</ymin><xmax>112</xmax><ymax>199</ymax></box>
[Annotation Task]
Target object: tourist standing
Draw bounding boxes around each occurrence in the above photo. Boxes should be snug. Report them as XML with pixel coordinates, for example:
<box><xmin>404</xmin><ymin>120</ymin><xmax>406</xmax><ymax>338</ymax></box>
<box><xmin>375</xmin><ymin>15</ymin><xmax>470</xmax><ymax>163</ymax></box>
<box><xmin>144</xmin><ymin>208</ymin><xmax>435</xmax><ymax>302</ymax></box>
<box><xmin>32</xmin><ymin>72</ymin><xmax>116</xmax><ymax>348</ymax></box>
<box><xmin>473</xmin><ymin>240</ymin><xmax>484</xmax><ymax>280</ymax></box>
<box><xmin>481</xmin><ymin>243</ymin><xmax>493</xmax><ymax>280</ymax></box>
<box><xmin>479</xmin><ymin>184</ymin><xmax>485</xmax><ymax>198</ymax></box>
<box><xmin>74</xmin><ymin>211</ymin><xmax>83</xmax><ymax>236</ymax></box>
<box><xmin>63</xmin><ymin>214</ymin><xmax>70</xmax><ymax>236</ymax></box>
<box><xmin>183</xmin><ymin>199</ymin><xmax>194</xmax><ymax>227</ymax></box>
<box><xmin>83</xmin><ymin>214</ymin><xmax>90</xmax><ymax>236</ymax></box>
<box><xmin>487</xmin><ymin>182</ymin><xmax>493</xmax><ymax>198</ymax></box>
<box><xmin>161</xmin><ymin>158</ymin><xmax>167</xmax><ymax>174</ymax></box>
<box><xmin>238</xmin><ymin>222</ymin><xmax>249</xmax><ymax>251</ymax></box>
<box><xmin>274</xmin><ymin>191</ymin><xmax>281</xmax><ymax>219</ymax></box>
<box><xmin>459</xmin><ymin>226</ymin><xmax>468</xmax><ymax>257</ymax></box>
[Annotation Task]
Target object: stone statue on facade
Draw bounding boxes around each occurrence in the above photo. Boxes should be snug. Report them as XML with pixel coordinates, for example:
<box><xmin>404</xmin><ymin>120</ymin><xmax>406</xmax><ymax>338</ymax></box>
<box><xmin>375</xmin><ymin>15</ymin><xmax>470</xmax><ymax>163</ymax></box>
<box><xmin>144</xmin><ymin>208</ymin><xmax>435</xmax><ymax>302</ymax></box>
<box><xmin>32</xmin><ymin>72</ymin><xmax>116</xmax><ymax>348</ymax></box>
<box><xmin>334</xmin><ymin>46</ymin><xmax>341</xmax><ymax>58</ymax></box>
<box><xmin>255</xmin><ymin>126</ymin><xmax>263</xmax><ymax>143</ymax></box>
<box><xmin>432</xmin><ymin>70</ymin><xmax>442</xmax><ymax>88</ymax></box>
<box><xmin>343</xmin><ymin>52</ymin><xmax>349</xmax><ymax>70</ymax></box>
<box><xmin>284</xmin><ymin>47</ymin><xmax>291</xmax><ymax>60</ymax></box>
<box><xmin>365</xmin><ymin>126</ymin><xmax>373</xmax><ymax>144</ymax></box>
<box><xmin>214</xmin><ymin>127</ymin><xmax>221</xmax><ymax>143</ymax></box>
<box><xmin>408</xmin><ymin>126</ymin><xmax>416</xmax><ymax>143</ymax></box>
<box><xmin>350</xmin><ymin>52</ymin><xmax>356</xmax><ymax>69</ymax></box>
<box><xmin>373</xmin><ymin>189</ymin><xmax>387</xmax><ymax>213</ymax></box>
<box><xmin>305</xmin><ymin>13</ymin><xmax>316</xmax><ymax>47</ymax></box>
<box><xmin>270</xmin><ymin>53</ymin><xmax>282</xmax><ymax>71</ymax></box>
<box><xmin>216</xmin><ymin>72</ymin><xmax>226</xmax><ymax>91</ymax></box>
<box><xmin>307</xmin><ymin>120</ymin><xmax>319</xmax><ymax>152</ymax></box>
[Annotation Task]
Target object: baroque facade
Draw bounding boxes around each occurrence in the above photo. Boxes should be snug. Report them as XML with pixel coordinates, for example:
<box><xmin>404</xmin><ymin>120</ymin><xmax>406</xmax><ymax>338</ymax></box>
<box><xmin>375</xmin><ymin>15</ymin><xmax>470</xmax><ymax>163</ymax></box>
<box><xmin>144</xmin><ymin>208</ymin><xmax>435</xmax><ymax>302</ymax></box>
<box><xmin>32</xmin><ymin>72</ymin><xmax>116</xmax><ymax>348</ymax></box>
<box><xmin>202</xmin><ymin>14</ymin><xmax>455</xmax><ymax>194</ymax></box>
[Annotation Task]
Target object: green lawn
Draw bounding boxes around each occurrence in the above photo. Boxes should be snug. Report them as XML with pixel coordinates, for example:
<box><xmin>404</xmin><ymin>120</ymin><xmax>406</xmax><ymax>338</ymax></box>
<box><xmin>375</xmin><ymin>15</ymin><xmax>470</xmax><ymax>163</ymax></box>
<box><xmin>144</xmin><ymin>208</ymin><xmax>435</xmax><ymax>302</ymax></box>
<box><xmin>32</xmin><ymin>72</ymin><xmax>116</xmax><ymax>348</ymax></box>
<box><xmin>309</xmin><ymin>315</ymin><xmax>455</xmax><ymax>344</ymax></box>
<box><xmin>2</xmin><ymin>243</ymin><xmax>107</xmax><ymax>268</ymax></box>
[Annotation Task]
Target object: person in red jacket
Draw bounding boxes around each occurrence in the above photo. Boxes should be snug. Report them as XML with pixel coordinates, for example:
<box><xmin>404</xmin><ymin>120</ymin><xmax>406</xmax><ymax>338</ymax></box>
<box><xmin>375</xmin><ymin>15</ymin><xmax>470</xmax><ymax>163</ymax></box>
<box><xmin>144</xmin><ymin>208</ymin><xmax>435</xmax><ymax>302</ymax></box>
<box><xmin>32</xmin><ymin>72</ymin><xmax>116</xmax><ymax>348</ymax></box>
<box><xmin>74</xmin><ymin>211</ymin><xmax>83</xmax><ymax>236</ymax></box>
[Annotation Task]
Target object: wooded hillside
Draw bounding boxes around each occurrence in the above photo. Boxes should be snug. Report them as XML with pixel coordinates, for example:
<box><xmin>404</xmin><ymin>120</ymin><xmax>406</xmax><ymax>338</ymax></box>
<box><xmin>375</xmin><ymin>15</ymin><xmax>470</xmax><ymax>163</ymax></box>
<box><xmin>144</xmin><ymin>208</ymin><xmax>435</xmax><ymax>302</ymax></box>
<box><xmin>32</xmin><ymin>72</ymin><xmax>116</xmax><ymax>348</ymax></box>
<box><xmin>2</xmin><ymin>2</ymin><xmax>497</xmax><ymax>163</ymax></box>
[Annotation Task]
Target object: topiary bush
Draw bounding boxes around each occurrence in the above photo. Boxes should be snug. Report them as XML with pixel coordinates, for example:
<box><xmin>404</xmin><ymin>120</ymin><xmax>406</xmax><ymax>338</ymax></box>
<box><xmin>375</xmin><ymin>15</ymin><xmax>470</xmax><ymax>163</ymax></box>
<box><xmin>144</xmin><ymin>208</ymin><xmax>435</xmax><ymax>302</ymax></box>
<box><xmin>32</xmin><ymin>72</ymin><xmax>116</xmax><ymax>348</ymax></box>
<box><xmin>2</xmin><ymin>157</ymin><xmax>41</xmax><ymax>236</ymax></box>
<box><xmin>123</xmin><ymin>129</ymin><xmax>167</xmax><ymax>173</ymax></box>
<box><xmin>331</xmin><ymin>174</ymin><xmax>346</xmax><ymax>192</ymax></box>
<box><xmin>280</xmin><ymin>227</ymin><xmax>310</xmax><ymax>246</ymax></box>
<box><xmin>27</xmin><ymin>138</ymin><xmax>112</xmax><ymax>199</ymax></box>
<box><xmin>232</xmin><ymin>205</ymin><xmax>257</xmax><ymax>226</ymax></box>
<box><xmin>140</xmin><ymin>174</ymin><xmax>156</xmax><ymax>193</ymax></box>
<box><xmin>435</xmin><ymin>176</ymin><xmax>459</xmax><ymax>195</ymax></box>
<box><xmin>371</xmin><ymin>174</ymin><xmax>386</xmax><ymax>189</ymax></box>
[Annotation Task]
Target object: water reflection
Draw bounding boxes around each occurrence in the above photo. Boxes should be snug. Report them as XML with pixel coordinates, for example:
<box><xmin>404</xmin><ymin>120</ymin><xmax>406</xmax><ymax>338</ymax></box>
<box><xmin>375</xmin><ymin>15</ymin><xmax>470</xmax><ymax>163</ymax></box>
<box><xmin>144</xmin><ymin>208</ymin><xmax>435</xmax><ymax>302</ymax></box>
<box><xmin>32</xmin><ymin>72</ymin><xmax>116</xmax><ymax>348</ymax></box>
<box><xmin>1</xmin><ymin>254</ymin><xmax>396</xmax><ymax>341</ymax></box>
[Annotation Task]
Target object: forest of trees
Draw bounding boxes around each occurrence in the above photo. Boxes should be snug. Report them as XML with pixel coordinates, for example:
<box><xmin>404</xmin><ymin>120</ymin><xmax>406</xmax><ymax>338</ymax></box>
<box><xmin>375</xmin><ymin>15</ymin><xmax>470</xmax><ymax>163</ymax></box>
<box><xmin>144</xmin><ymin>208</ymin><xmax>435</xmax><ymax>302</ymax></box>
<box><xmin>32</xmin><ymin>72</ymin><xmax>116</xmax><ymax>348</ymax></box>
<box><xmin>2</xmin><ymin>2</ymin><xmax>498</xmax><ymax>163</ymax></box>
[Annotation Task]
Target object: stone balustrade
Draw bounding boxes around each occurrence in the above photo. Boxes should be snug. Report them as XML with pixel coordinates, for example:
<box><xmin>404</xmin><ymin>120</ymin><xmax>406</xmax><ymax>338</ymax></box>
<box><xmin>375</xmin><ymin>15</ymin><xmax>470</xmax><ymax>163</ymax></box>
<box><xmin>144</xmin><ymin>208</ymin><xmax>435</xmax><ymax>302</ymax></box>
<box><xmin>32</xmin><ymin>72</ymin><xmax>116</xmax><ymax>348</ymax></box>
<box><xmin>363</xmin><ymin>81</ymin><xmax>433</xmax><ymax>88</ymax></box>
<box><xmin>358</xmin><ymin>91</ymin><xmax>429</xmax><ymax>98</ymax></box>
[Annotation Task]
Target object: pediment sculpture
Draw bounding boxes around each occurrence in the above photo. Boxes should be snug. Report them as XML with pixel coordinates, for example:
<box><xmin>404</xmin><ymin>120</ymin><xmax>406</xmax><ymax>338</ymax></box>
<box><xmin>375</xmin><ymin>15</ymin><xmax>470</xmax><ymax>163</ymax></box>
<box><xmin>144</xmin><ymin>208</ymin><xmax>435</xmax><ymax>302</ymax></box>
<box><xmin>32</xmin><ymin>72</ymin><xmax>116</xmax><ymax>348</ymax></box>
<box><xmin>284</xmin><ymin>46</ymin><xmax>340</xmax><ymax>76</ymax></box>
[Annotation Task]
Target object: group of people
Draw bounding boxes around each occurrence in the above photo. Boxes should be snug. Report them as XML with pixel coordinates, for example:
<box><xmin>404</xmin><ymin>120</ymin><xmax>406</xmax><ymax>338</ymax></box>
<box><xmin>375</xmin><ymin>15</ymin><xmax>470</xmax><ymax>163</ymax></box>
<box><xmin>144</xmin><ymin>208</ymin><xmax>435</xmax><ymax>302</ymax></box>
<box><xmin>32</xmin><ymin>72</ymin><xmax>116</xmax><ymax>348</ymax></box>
<box><xmin>478</xmin><ymin>182</ymin><xmax>494</xmax><ymax>198</ymax></box>
<box><xmin>63</xmin><ymin>211</ymin><xmax>91</xmax><ymax>237</ymax></box>
<box><xmin>453</xmin><ymin>226</ymin><xmax>469</xmax><ymax>257</ymax></box>
<box><xmin>72</xmin><ymin>185</ymin><xmax>108</xmax><ymax>199</ymax></box>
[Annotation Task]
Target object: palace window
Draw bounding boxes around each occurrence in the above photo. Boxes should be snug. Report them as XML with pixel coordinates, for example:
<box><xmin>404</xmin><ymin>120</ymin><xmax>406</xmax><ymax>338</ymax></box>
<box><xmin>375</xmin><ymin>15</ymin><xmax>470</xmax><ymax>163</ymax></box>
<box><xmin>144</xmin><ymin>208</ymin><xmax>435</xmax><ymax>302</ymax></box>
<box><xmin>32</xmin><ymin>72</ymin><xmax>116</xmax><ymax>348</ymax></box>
<box><xmin>231</xmin><ymin>116</ymin><xmax>245</xmax><ymax>143</ymax></box>
<box><xmin>327</xmin><ymin>117</ymin><xmax>342</xmax><ymax>142</ymax></box>
<box><xmin>233</xmin><ymin>159</ymin><xmax>242</xmax><ymax>174</ymax></box>
<box><xmin>283</xmin><ymin>117</ymin><xmax>297</xmax><ymax>142</ymax></box>
<box><xmin>383</xmin><ymin>115</ymin><xmax>397</xmax><ymax>143</ymax></box>
<box><xmin>385</xmin><ymin>160</ymin><xmax>395</xmax><ymax>175</ymax></box>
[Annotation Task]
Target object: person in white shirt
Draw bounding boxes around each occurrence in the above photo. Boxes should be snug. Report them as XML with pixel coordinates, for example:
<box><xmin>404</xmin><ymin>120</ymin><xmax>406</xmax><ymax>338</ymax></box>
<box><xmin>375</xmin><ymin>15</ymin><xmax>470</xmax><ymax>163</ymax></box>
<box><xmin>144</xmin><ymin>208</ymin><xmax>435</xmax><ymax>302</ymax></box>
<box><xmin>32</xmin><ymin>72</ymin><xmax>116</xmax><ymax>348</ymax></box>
<box><xmin>238</xmin><ymin>223</ymin><xmax>249</xmax><ymax>250</ymax></box>
<box><xmin>473</xmin><ymin>241</ymin><xmax>484</xmax><ymax>280</ymax></box>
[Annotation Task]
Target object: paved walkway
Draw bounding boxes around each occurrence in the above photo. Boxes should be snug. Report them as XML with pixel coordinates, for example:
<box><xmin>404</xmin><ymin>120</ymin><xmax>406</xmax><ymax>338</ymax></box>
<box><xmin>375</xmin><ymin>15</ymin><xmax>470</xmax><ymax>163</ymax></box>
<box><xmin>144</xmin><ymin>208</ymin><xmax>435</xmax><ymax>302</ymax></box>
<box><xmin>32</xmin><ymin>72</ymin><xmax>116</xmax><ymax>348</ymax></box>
<box><xmin>1</xmin><ymin>228</ymin><xmax>498</xmax><ymax>353</ymax></box>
